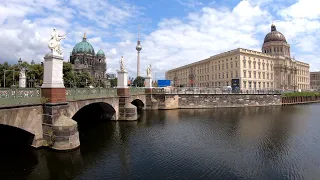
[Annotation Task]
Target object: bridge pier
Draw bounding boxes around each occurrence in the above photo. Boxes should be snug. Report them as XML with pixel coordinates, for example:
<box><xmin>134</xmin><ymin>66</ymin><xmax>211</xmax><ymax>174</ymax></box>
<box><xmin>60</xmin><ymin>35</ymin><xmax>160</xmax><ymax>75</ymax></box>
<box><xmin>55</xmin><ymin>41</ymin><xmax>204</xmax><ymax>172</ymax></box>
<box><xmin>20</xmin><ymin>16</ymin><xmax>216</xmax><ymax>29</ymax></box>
<box><xmin>117</xmin><ymin>88</ymin><xmax>138</xmax><ymax>120</ymax></box>
<box><xmin>41</xmin><ymin>52</ymin><xmax>80</xmax><ymax>151</ymax></box>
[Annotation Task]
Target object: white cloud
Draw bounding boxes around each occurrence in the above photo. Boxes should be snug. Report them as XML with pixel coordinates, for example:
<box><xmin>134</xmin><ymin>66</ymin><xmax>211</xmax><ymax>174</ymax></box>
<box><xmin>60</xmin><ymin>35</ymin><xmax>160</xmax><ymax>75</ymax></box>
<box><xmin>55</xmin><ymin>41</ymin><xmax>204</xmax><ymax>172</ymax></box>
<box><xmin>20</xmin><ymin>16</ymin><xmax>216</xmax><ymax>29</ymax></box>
<box><xmin>279</xmin><ymin>0</ymin><xmax>320</xmax><ymax>20</ymax></box>
<box><xmin>1</xmin><ymin>0</ymin><xmax>320</xmax><ymax>81</ymax></box>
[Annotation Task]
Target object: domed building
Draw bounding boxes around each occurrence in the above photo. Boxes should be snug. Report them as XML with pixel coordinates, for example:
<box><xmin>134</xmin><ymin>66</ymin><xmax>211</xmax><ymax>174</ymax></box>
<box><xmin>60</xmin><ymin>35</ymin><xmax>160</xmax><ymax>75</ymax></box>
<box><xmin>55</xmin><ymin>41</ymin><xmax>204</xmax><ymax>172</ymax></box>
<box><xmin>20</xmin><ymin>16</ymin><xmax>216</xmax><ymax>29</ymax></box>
<box><xmin>166</xmin><ymin>23</ymin><xmax>310</xmax><ymax>90</ymax></box>
<box><xmin>70</xmin><ymin>32</ymin><xmax>107</xmax><ymax>83</ymax></box>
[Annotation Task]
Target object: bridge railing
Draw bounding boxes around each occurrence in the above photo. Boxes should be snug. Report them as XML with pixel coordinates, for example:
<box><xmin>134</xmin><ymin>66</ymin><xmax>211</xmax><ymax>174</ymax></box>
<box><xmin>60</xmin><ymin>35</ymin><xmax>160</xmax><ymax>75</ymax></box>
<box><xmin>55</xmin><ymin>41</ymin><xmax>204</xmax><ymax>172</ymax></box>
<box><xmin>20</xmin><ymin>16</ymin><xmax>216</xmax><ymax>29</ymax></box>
<box><xmin>66</xmin><ymin>88</ymin><xmax>117</xmax><ymax>101</ymax></box>
<box><xmin>151</xmin><ymin>87</ymin><xmax>282</xmax><ymax>95</ymax></box>
<box><xmin>129</xmin><ymin>88</ymin><xmax>145</xmax><ymax>95</ymax></box>
<box><xmin>0</xmin><ymin>88</ymin><xmax>42</xmax><ymax>107</ymax></box>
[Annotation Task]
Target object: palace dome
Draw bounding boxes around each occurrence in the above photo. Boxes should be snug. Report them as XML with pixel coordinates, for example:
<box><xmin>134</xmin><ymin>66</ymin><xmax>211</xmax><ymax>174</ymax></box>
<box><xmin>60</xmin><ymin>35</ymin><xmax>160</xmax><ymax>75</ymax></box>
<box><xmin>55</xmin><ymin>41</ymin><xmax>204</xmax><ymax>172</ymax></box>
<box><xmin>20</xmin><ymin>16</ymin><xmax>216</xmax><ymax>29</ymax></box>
<box><xmin>97</xmin><ymin>49</ymin><xmax>105</xmax><ymax>56</ymax></box>
<box><xmin>72</xmin><ymin>33</ymin><xmax>95</xmax><ymax>55</ymax></box>
<box><xmin>264</xmin><ymin>24</ymin><xmax>287</xmax><ymax>43</ymax></box>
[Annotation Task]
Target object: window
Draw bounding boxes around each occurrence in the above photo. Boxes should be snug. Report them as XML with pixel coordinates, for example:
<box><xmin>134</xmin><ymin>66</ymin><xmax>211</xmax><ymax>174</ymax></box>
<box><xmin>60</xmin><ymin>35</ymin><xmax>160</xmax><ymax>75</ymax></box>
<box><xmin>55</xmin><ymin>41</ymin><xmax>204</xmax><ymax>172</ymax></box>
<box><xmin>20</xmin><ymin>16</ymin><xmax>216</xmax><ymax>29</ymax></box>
<box><xmin>215</xmin><ymin>65</ymin><xmax>217</xmax><ymax>71</ymax></box>
<box><xmin>235</xmin><ymin>62</ymin><xmax>238</xmax><ymax>68</ymax></box>
<box><xmin>249</xmin><ymin>61</ymin><xmax>251</xmax><ymax>68</ymax></box>
<box><xmin>226</xmin><ymin>72</ymin><xmax>229</xmax><ymax>78</ymax></box>
<box><xmin>258</xmin><ymin>62</ymin><xmax>261</xmax><ymax>69</ymax></box>
<box><xmin>219</xmin><ymin>73</ymin><xmax>221</xmax><ymax>79</ymax></box>
<box><xmin>231</xmin><ymin>72</ymin><xmax>233</xmax><ymax>78</ymax></box>
<box><xmin>222</xmin><ymin>64</ymin><xmax>224</xmax><ymax>70</ymax></box>
<box><xmin>267</xmin><ymin>73</ymin><xmax>269</xmax><ymax>79</ymax></box>
<box><xmin>263</xmin><ymin>72</ymin><xmax>265</xmax><ymax>79</ymax></box>
<box><xmin>258</xmin><ymin>72</ymin><xmax>261</xmax><ymax>79</ymax></box>
<box><xmin>226</xmin><ymin>63</ymin><xmax>228</xmax><ymax>69</ymax></box>
<box><xmin>230</xmin><ymin>62</ymin><xmax>233</xmax><ymax>68</ymax></box>
<box><xmin>243</xmin><ymin>70</ymin><xmax>246</xmax><ymax>78</ymax></box>
<box><xmin>254</xmin><ymin>62</ymin><xmax>256</xmax><ymax>69</ymax></box>
<box><xmin>243</xmin><ymin>81</ymin><xmax>247</xmax><ymax>88</ymax></box>
<box><xmin>263</xmin><ymin>63</ymin><xmax>265</xmax><ymax>70</ymax></box>
<box><xmin>222</xmin><ymin>72</ymin><xmax>224</xmax><ymax>79</ymax></box>
<box><xmin>235</xmin><ymin>71</ymin><xmax>238</xmax><ymax>77</ymax></box>
<box><xmin>267</xmin><ymin>64</ymin><xmax>269</xmax><ymax>71</ymax></box>
<box><xmin>263</xmin><ymin>82</ymin><xmax>265</xmax><ymax>88</ymax></box>
<box><xmin>243</xmin><ymin>60</ymin><xmax>246</xmax><ymax>68</ymax></box>
<box><xmin>254</xmin><ymin>72</ymin><xmax>256</xmax><ymax>79</ymax></box>
<box><xmin>249</xmin><ymin>71</ymin><xmax>252</xmax><ymax>78</ymax></box>
<box><xmin>249</xmin><ymin>81</ymin><xmax>252</xmax><ymax>89</ymax></box>
<box><xmin>219</xmin><ymin>65</ymin><xmax>220</xmax><ymax>70</ymax></box>
<box><xmin>254</xmin><ymin>82</ymin><xmax>257</xmax><ymax>89</ymax></box>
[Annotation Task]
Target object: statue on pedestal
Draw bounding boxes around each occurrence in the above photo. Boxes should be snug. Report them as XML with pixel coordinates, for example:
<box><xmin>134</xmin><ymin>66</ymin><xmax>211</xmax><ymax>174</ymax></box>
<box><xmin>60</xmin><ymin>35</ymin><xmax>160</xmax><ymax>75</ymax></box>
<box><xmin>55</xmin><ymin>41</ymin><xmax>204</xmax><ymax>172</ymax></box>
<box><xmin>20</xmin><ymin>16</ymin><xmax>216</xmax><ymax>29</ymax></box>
<box><xmin>48</xmin><ymin>28</ymin><xmax>66</xmax><ymax>55</ymax></box>
<box><xmin>147</xmin><ymin>64</ymin><xmax>152</xmax><ymax>77</ymax></box>
<box><xmin>120</xmin><ymin>56</ymin><xmax>125</xmax><ymax>71</ymax></box>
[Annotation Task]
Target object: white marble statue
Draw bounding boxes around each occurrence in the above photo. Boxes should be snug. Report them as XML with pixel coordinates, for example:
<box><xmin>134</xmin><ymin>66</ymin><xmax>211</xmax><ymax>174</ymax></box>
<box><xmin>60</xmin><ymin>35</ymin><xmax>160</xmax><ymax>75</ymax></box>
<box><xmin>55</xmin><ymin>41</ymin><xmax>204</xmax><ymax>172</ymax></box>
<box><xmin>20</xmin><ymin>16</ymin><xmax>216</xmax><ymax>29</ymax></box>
<box><xmin>48</xmin><ymin>28</ymin><xmax>66</xmax><ymax>55</ymax></box>
<box><xmin>120</xmin><ymin>56</ymin><xmax>125</xmax><ymax>71</ymax></box>
<box><xmin>147</xmin><ymin>64</ymin><xmax>152</xmax><ymax>77</ymax></box>
<box><xmin>19</xmin><ymin>68</ymin><xmax>26</xmax><ymax>78</ymax></box>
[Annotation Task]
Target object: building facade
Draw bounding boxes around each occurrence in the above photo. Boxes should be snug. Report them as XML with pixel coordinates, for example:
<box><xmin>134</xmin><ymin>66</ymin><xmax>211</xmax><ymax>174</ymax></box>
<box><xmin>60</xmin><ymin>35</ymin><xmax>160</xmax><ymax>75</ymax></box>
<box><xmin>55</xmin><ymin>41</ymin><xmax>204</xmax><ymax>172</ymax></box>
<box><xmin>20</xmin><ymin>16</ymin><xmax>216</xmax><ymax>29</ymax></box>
<box><xmin>70</xmin><ymin>32</ymin><xmax>107</xmax><ymax>82</ymax></box>
<box><xmin>166</xmin><ymin>24</ymin><xmax>310</xmax><ymax>90</ymax></box>
<box><xmin>310</xmin><ymin>72</ymin><xmax>320</xmax><ymax>90</ymax></box>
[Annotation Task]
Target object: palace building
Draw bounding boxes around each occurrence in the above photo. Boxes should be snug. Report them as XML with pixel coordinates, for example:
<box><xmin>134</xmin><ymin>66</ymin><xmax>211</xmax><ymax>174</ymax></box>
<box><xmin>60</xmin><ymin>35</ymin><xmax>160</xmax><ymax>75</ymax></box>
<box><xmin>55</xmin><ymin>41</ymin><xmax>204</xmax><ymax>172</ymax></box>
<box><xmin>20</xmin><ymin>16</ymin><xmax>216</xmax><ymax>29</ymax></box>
<box><xmin>310</xmin><ymin>71</ymin><xmax>320</xmax><ymax>90</ymax></box>
<box><xmin>69</xmin><ymin>32</ymin><xmax>107</xmax><ymax>82</ymax></box>
<box><xmin>165</xmin><ymin>24</ymin><xmax>310</xmax><ymax>90</ymax></box>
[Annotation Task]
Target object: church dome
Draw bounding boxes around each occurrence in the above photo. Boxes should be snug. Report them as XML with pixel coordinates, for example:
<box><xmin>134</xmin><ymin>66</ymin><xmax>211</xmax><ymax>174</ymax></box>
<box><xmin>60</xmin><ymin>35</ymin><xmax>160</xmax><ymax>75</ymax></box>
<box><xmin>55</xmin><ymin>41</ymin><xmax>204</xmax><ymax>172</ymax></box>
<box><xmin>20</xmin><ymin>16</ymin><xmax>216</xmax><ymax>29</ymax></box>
<box><xmin>72</xmin><ymin>32</ymin><xmax>95</xmax><ymax>55</ymax></box>
<box><xmin>264</xmin><ymin>24</ymin><xmax>287</xmax><ymax>43</ymax></box>
<box><xmin>97</xmin><ymin>49</ymin><xmax>105</xmax><ymax>56</ymax></box>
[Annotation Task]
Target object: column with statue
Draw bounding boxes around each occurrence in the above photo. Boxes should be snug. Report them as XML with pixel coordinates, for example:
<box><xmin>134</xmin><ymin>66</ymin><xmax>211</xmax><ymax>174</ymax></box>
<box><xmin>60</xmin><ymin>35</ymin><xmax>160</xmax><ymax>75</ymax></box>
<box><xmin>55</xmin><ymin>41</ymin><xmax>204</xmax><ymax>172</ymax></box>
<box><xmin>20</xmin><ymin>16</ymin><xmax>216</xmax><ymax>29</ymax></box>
<box><xmin>41</xmin><ymin>28</ymin><xmax>80</xmax><ymax>151</ymax></box>
<box><xmin>144</xmin><ymin>64</ymin><xmax>158</xmax><ymax>109</ymax></box>
<box><xmin>116</xmin><ymin>56</ymin><xmax>138</xmax><ymax>120</ymax></box>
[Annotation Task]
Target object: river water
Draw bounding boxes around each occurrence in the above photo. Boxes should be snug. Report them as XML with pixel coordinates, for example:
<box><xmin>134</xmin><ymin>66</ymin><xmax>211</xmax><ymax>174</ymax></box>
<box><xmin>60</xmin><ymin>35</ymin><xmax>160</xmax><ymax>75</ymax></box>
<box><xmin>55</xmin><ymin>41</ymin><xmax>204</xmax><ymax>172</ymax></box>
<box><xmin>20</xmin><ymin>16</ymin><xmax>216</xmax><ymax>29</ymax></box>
<box><xmin>1</xmin><ymin>104</ymin><xmax>320</xmax><ymax>180</ymax></box>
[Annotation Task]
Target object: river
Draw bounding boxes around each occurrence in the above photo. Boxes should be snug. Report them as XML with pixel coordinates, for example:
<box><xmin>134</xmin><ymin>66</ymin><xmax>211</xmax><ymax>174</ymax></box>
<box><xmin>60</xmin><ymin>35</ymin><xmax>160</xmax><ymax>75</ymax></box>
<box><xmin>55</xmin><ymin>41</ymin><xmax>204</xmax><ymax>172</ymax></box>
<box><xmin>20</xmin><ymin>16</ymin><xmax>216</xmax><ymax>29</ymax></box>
<box><xmin>1</xmin><ymin>104</ymin><xmax>320</xmax><ymax>180</ymax></box>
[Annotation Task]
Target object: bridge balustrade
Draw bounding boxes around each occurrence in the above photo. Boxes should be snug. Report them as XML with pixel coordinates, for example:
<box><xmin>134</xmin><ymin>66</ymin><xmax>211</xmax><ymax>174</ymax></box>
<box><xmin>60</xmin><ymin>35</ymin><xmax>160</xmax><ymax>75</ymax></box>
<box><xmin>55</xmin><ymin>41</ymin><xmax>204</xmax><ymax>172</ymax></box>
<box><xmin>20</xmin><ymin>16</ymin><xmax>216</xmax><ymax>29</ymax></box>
<box><xmin>66</xmin><ymin>88</ymin><xmax>117</xmax><ymax>101</ymax></box>
<box><xmin>0</xmin><ymin>88</ymin><xmax>42</xmax><ymax>107</ymax></box>
<box><xmin>150</xmin><ymin>87</ymin><xmax>281</xmax><ymax>95</ymax></box>
<box><xmin>129</xmin><ymin>88</ymin><xmax>145</xmax><ymax>96</ymax></box>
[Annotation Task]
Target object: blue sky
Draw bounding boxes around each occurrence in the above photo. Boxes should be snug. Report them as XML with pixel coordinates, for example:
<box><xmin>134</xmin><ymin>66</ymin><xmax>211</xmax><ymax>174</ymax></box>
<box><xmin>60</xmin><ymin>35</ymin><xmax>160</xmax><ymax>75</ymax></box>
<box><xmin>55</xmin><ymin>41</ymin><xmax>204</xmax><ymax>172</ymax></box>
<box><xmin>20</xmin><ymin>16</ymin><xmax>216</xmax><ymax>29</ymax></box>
<box><xmin>0</xmin><ymin>0</ymin><xmax>319</xmax><ymax>79</ymax></box>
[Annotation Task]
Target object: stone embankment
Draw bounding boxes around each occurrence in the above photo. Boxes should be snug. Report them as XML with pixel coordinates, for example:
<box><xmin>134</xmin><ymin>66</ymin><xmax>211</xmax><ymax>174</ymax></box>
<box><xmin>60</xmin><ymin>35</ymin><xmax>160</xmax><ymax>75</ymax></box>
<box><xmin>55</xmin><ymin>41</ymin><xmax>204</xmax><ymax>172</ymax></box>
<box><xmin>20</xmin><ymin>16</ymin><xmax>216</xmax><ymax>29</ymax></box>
<box><xmin>282</xmin><ymin>96</ymin><xmax>320</xmax><ymax>105</ymax></box>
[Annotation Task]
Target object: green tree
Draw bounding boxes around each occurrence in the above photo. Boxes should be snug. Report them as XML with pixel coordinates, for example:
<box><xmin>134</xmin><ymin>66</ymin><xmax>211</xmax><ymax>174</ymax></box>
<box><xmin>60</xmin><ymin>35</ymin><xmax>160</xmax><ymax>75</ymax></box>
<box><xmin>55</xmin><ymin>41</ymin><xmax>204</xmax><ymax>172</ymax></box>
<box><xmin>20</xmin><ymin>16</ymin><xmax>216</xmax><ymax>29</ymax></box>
<box><xmin>132</xmin><ymin>76</ymin><xmax>145</xmax><ymax>87</ymax></box>
<box><xmin>110</xmin><ymin>78</ymin><xmax>117</xmax><ymax>87</ymax></box>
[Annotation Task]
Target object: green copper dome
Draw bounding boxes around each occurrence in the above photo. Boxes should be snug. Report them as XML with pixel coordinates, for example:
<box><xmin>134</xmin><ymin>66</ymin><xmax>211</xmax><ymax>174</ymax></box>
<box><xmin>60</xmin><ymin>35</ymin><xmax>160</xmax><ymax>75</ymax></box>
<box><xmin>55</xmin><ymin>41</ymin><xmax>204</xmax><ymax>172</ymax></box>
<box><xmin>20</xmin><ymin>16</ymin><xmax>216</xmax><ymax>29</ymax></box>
<box><xmin>97</xmin><ymin>49</ymin><xmax>105</xmax><ymax>56</ymax></box>
<box><xmin>72</xmin><ymin>33</ymin><xmax>95</xmax><ymax>55</ymax></box>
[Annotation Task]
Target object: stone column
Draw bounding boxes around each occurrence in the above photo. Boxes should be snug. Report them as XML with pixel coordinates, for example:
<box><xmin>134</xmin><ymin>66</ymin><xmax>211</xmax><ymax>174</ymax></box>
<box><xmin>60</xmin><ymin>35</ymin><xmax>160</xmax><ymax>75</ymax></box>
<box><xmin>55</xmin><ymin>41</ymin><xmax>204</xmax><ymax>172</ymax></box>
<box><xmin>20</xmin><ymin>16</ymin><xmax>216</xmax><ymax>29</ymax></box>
<box><xmin>19</xmin><ymin>68</ymin><xmax>26</xmax><ymax>88</ymax></box>
<box><xmin>117</xmin><ymin>69</ymin><xmax>138</xmax><ymax>120</ymax></box>
<box><xmin>41</xmin><ymin>53</ymin><xmax>66</xmax><ymax>103</ymax></box>
<box><xmin>41</xmin><ymin>49</ymin><xmax>80</xmax><ymax>151</ymax></box>
<box><xmin>145</xmin><ymin>76</ymin><xmax>152</xmax><ymax>88</ymax></box>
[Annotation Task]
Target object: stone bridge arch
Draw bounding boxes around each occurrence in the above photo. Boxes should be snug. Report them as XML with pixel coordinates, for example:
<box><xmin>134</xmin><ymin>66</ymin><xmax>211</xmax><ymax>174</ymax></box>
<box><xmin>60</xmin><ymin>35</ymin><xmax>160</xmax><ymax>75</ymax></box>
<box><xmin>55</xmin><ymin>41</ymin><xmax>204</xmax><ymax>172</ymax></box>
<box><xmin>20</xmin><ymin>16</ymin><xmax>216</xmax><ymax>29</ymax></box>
<box><xmin>66</xmin><ymin>97</ymin><xmax>119</xmax><ymax>120</ymax></box>
<box><xmin>0</xmin><ymin>106</ymin><xmax>44</xmax><ymax>148</ymax></box>
<box><xmin>129</xmin><ymin>94</ymin><xmax>146</xmax><ymax>111</ymax></box>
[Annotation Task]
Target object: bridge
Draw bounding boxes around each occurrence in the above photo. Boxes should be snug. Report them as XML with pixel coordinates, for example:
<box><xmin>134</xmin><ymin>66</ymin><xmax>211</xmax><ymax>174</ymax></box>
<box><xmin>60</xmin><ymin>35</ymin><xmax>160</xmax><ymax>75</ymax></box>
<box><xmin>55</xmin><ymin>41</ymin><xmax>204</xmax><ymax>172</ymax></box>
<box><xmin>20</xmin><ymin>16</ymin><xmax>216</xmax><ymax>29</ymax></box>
<box><xmin>0</xmin><ymin>86</ymin><xmax>284</xmax><ymax>151</ymax></box>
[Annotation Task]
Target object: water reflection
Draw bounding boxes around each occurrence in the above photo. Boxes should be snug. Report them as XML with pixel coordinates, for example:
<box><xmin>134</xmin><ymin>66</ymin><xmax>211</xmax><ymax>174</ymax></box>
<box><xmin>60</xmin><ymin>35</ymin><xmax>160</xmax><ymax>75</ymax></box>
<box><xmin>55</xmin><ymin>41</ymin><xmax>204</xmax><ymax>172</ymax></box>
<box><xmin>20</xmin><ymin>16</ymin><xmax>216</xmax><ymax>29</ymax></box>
<box><xmin>1</xmin><ymin>104</ymin><xmax>320</xmax><ymax>179</ymax></box>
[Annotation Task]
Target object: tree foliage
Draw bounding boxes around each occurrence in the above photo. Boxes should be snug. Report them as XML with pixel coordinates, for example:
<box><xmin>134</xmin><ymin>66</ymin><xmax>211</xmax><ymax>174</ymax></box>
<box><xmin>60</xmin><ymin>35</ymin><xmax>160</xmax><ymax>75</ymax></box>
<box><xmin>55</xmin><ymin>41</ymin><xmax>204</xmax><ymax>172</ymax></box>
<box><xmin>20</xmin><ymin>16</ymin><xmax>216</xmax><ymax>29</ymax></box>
<box><xmin>0</xmin><ymin>61</ymin><xmax>97</xmax><ymax>88</ymax></box>
<box><xmin>132</xmin><ymin>76</ymin><xmax>145</xmax><ymax>87</ymax></box>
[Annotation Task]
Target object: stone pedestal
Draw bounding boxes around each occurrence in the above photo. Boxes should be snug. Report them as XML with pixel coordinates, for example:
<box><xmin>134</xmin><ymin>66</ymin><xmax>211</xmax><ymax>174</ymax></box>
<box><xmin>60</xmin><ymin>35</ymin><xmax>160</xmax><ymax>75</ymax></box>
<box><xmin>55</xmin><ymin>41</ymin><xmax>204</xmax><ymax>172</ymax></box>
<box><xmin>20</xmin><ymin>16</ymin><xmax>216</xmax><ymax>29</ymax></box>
<box><xmin>117</xmin><ymin>70</ymin><xmax>128</xmax><ymax>88</ymax></box>
<box><xmin>145</xmin><ymin>76</ymin><xmax>152</xmax><ymax>88</ymax></box>
<box><xmin>19</xmin><ymin>69</ymin><xmax>26</xmax><ymax>88</ymax></box>
<box><xmin>41</xmin><ymin>53</ymin><xmax>66</xmax><ymax>103</ymax></box>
